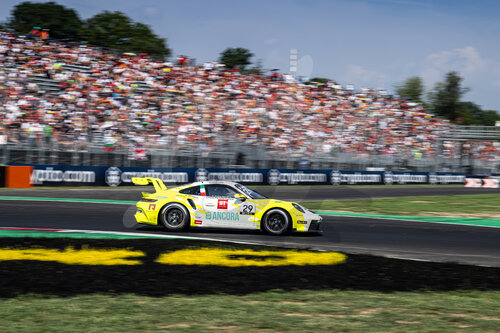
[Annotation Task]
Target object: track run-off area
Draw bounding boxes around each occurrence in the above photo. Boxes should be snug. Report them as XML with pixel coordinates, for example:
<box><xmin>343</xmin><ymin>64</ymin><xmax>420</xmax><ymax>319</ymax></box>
<box><xmin>0</xmin><ymin>186</ymin><xmax>499</xmax><ymax>267</ymax></box>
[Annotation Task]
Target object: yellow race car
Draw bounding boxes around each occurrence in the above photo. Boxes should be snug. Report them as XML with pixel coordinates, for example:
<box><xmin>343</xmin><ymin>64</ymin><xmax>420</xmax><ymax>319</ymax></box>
<box><xmin>132</xmin><ymin>177</ymin><xmax>322</xmax><ymax>235</ymax></box>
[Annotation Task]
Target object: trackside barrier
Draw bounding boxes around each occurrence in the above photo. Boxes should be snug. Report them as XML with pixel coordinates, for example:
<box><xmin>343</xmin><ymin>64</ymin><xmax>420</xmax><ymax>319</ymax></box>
<box><xmin>482</xmin><ymin>179</ymin><xmax>499</xmax><ymax>188</ymax></box>
<box><xmin>464</xmin><ymin>178</ymin><xmax>499</xmax><ymax>188</ymax></box>
<box><xmin>464</xmin><ymin>178</ymin><xmax>482</xmax><ymax>188</ymax></box>
<box><xmin>5</xmin><ymin>165</ymin><xmax>33</xmax><ymax>188</ymax></box>
<box><xmin>7</xmin><ymin>164</ymin><xmax>475</xmax><ymax>187</ymax></box>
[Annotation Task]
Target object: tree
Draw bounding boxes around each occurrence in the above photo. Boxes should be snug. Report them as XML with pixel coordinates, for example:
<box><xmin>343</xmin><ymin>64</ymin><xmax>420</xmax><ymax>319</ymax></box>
<box><xmin>395</xmin><ymin>76</ymin><xmax>424</xmax><ymax>103</ymax></box>
<box><xmin>457</xmin><ymin>101</ymin><xmax>482</xmax><ymax>125</ymax></box>
<box><xmin>457</xmin><ymin>102</ymin><xmax>500</xmax><ymax>126</ymax></box>
<box><xmin>81</xmin><ymin>11</ymin><xmax>170</xmax><ymax>58</ymax></box>
<box><xmin>479</xmin><ymin>110</ymin><xmax>500</xmax><ymax>126</ymax></box>
<box><xmin>427</xmin><ymin>71</ymin><xmax>469</xmax><ymax>122</ymax></box>
<box><xmin>309</xmin><ymin>77</ymin><xmax>331</xmax><ymax>84</ymax></box>
<box><xmin>427</xmin><ymin>71</ymin><xmax>500</xmax><ymax>125</ymax></box>
<box><xmin>8</xmin><ymin>1</ymin><xmax>82</xmax><ymax>40</ymax></box>
<box><xmin>246</xmin><ymin>59</ymin><xmax>264</xmax><ymax>75</ymax></box>
<box><xmin>219</xmin><ymin>47</ymin><xmax>253</xmax><ymax>70</ymax></box>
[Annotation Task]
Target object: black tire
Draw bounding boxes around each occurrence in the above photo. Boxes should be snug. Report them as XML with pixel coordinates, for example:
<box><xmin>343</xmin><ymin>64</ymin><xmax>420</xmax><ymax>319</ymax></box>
<box><xmin>159</xmin><ymin>203</ymin><xmax>190</xmax><ymax>231</ymax></box>
<box><xmin>261</xmin><ymin>209</ymin><xmax>291</xmax><ymax>235</ymax></box>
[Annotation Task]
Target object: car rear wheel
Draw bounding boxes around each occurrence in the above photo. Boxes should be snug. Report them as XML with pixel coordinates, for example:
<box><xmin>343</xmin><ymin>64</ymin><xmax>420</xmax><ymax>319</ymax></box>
<box><xmin>160</xmin><ymin>203</ymin><xmax>190</xmax><ymax>231</ymax></box>
<box><xmin>262</xmin><ymin>209</ymin><xmax>290</xmax><ymax>235</ymax></box>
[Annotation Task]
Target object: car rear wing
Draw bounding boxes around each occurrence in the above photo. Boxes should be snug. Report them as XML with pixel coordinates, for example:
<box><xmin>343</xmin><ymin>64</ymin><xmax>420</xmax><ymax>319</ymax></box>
<box><xmin>131</xmin><ymin>177</ymin><xmax>167</xmax><ymax>194</ymax></box>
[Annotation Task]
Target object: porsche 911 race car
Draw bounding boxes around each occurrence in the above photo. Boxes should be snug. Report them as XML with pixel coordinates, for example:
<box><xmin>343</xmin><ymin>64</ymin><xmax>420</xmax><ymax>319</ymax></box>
<box><xmin>132</xmin><ymin>177</ymin><xmax>322</xmax><ymax>235</ymax></box>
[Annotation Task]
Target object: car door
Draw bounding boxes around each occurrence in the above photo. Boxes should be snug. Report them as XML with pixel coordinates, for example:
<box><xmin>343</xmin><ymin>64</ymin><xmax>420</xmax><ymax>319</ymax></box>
<box><xmin>202</xmin><ymin>184</ymin><xmax>255</xmax><ymax>229</ymax></box>
<box><xmin>177</xmin><ymin>185</ymin><xmax>206</xmax><ymax>226</ymax></box>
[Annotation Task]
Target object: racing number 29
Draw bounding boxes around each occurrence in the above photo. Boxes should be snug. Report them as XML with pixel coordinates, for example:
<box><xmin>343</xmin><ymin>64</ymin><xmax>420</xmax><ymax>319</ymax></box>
<box><xmin>241</xmin><ymin>204</ymin><xmax>255</xmax><ymax>215</ymax></box>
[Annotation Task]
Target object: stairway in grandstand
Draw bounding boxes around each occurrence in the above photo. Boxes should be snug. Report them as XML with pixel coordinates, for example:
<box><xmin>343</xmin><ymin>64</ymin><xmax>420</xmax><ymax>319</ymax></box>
<box><xmin>26</xmin><ymin>63</ymin><xmax>92</xmax><ymax>95</ymax></box>
<box><xmin>131</xmin><ymin>81</ymin><xmax>152</xmax><ymax>92</ymax></box>
<box><xmin>27</xmin><ymin>75</ymin><xmax>61</xmax><ymax>94</ymax></box>
<box><xmin>27</xmin><ymin>63</ymin><xmax>152</xmax><ymax>95</ymax></box>
<box><xmin>62</xmin><ymin>63</ymin><xmax>92</xmax><ymax>75</ymax></box>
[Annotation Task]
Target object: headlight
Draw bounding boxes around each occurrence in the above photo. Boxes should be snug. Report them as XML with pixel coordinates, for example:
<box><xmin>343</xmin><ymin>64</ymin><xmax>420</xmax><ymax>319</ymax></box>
<box><xmin>292</xmin><ymin>203</ymin><xmax>305</xmax><ymax>213</ymax></box>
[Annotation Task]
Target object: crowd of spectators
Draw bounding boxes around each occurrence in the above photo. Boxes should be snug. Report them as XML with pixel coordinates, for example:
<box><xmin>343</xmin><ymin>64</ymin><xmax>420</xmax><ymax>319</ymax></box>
<box><xmin>0</xmin><ymin>30</ymin><xmax>498</xmax><ymax>164</ymax></box>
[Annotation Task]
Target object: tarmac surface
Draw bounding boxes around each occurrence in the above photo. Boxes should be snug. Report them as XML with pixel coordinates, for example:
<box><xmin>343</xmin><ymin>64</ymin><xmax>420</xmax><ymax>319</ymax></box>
<box><xmin>0</xmin><ymin>186</ymin><xmax>499</xmax><ymax>267</ymax></box>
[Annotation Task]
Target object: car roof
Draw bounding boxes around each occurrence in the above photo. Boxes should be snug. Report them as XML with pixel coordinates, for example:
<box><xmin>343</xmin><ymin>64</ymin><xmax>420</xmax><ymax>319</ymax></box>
<box><xmin>179</xmin><ymin>181</ymin><xmax>240</xmax><ymax>188</ymax></box>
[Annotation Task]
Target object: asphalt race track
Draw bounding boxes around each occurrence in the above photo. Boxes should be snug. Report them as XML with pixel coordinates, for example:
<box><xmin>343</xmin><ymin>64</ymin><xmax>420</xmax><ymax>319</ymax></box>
<box><xmin>0</xmin><ymin>186</ymin><xmax>499</xmax><ymax>267</ymax></box>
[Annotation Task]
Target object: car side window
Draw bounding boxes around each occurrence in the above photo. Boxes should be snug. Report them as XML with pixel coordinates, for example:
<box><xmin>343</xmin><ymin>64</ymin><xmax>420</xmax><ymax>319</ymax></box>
<box><xmin>179</xmin><ymin>186</ymin><xmax>201</xmax><ymax>196</ymax></box>
<box><xmin>206</xmin><ymin>185</ymin><xmax>238</xmax><ymax>198</ymax></box>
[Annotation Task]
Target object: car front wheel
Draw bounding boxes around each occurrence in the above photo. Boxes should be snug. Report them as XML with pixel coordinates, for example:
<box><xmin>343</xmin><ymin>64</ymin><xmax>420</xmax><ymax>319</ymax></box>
<box><xmin>262</xmin><ymin>209</ymin><xmax>290</xmax><ymax>235</ymax></box>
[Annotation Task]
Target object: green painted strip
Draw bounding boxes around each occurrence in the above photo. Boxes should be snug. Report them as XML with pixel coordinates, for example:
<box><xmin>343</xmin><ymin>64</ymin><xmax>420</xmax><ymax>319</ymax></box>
<box><xmin>0</xmin><ymin>229</ymin><xmax>208</xmax><ymax>240</ymax></box>
<box><xmin>0</xmin><ymin>229</ymin><xmax>155</xmax><ymax>239</ymax></box>
<box><xmin>315</xmin><ymin>211</ymin><xmax>500</xmax><ymax>228</ymax></box>
<box><xmin>0</xmin><ymin>196</ymin><xmax>136</xmax><ymax>205</ymax></box>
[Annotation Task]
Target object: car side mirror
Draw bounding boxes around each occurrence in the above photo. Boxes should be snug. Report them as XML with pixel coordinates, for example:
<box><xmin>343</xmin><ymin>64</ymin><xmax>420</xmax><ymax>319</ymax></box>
<box><xmin>234</xmin><ymin>193</ymin><xmax>246</xmax><ymax>201</ymax></box>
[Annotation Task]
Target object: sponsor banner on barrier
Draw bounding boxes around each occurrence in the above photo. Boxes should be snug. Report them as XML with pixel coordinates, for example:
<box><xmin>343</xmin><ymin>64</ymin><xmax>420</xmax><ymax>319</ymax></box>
<box><xmin>384</xmin><ymin>171</ymin><xmax>428</xmax><ymax>185</ymax></box>
<box><xmin>429</xmin><ymin>172</ymin><xmax>466</xmax><ymax>185</ymax></box>
<box><xmin>482</xmin><ymin>178</ymin><xmax>499</xmax><ymax>188</ymax></box>
<box><xmin>267</xmin><ymin>169</ymin><xmax>328</xmax><ymax>185</ymax></box>
<box><xmin>198</xmin><ymin>168</ymin><xmax>328</xmax><ymax>185</ymax></box>
<box><xmin>19</xmin><ymin>165</ymin><xmax>191</xmax><ymax>187</ymax></box>
<box><xmin>10</xmin><ymin>164</ymin><xmax>472</xmax><ymax>186</ymax></box>
<box><xmin>30</xmin><ymin>166</ymin><xmax>97</xmax><ymax>185</ymax></box>
<box><xmin>195</xmin><ymin>168</ymin><xmax>264</xmax><ymax>183</ymax></box>
<box><xmin>464</xmin><ymin>178</ymin><xmax>482</xmax><ymax>188</ymax></box>
<box><xmin>105</xmin><ymin>167</ymin><xmax>189</xmax><ymax>187</ymax></box>
<box><xmin>464</xmin><ymin>177</ymin><xmax>500</xmax><ymax>188</ymax></box>
<box><xmin>331</xmin><ymin>170</ymin><xmax>382</xmax><ymax>185</ymax></box>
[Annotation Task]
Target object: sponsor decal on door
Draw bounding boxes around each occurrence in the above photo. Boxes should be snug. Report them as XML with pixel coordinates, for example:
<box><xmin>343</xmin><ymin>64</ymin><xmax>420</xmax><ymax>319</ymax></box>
<box><xmin>217</xmin><ymin>199</ymin><xmax>228</xmax><ymax>210</ymax></box>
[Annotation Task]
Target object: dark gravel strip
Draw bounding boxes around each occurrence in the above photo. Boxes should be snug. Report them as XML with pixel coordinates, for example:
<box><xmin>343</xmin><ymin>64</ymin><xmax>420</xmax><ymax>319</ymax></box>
<box><xmin>0</xmin><ymin>237</ymin><xmax>498</xmax><ymax>298</ymax></box>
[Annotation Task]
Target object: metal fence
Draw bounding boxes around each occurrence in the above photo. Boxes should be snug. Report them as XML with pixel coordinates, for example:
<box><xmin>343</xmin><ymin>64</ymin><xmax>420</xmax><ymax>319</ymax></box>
<box><xmin>440</xmin><ymin>125</ymin><xmax>500</xmax><ymax>141</ymax></box>
<box><xmin>1</xmin><ymin>127</ymin><xmax>499</xmax><ymax>174</ymax></box>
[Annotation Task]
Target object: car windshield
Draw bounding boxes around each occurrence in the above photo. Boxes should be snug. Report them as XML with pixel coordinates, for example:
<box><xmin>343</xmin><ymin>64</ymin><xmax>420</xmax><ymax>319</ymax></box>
<box><xmin>234</xmin><ymin>183</ymin><xmax>267</xmax><ymax>199</ymax></box>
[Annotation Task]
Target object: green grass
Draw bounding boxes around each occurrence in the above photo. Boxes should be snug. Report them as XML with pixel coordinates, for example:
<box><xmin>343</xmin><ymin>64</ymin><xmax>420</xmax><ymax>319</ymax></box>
<box><xmin>1</xmin><ymin>290</ymin><xmax>499</xmax><ymax>332</ymax></box>
<box><xmin>0</xmin><ymin>184</ymin><xmax>464</xmax><ymax>190</ymax></box>
<box><xmin>301</xmin><ymin>194</ymin><xmax>500</xmax><ymax>217</ymax></box>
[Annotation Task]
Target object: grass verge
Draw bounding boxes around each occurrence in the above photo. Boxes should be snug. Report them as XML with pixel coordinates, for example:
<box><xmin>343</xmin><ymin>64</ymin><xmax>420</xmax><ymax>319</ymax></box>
<box><xmin>1</xmin><ymin>290</ymin><xmax>499</xmax><ymax>332</ymax></box>
<box><xmin>301</xmin><ymin>194</ymin><xmax>500</xmax><ymax>217</ymax></box>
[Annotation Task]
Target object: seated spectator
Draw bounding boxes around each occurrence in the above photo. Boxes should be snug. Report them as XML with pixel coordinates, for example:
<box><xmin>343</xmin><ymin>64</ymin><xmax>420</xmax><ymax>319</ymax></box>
<box><xmin>0</xmin><ymin>30</ymin><xmax>498</xmax><ymax>165</ymax></box>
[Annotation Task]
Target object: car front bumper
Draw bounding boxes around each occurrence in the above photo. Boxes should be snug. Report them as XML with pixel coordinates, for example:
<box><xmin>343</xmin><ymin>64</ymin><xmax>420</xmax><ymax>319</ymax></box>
<box><xmin>295</xmin><ymin>211</ymin><xmax>323</xmax><ymax>232</ymax></box>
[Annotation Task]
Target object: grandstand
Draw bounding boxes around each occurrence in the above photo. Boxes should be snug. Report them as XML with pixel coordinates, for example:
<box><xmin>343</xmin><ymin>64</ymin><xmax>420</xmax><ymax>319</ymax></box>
<box><xmin>0</xmin><ymin>31</ymin><xmax>499</xmax><ymax>174</ymax></box>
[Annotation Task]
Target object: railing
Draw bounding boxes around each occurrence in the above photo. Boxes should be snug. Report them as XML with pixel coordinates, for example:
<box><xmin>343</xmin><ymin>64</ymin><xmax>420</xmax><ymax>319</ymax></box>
<box><xmin>441</xmin><ymin>125</ymin><xmax>500</xmax><ymax>141</ymax></box>
<box><xmin>1</xmin><ymin>128</ymin><xmax>498</xmax><ymax>174</ymax></box>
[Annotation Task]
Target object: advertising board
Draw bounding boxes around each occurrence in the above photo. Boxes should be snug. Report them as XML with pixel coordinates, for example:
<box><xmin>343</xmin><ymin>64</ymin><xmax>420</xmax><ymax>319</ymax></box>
<box><xmin>10</xmin><ymin>164</ymin><xmax>470</xmax><ymax>187</ymax></box>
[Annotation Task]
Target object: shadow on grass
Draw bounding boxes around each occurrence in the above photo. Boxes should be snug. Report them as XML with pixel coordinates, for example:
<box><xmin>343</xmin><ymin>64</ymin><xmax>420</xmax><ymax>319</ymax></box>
<box><xmin>0</xmin><ymin>237</ymin><xmax>499</xmax><ymax>298</ymax></box>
